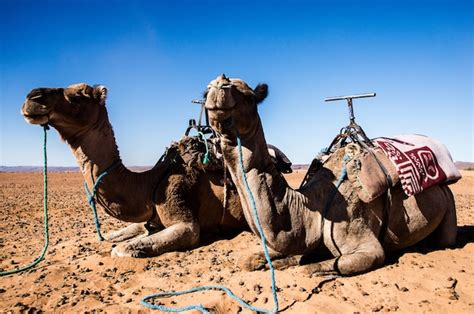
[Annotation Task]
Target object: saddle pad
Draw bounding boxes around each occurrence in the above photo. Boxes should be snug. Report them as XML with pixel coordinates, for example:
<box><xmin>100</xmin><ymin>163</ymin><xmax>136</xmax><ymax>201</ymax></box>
<box><xmin>373</xmin><ymin>134</ymin><xmax>462</xmax><ymax>196</ymax></box>
<box><xmin>346</xmin><ymin>144</ymin><xmax>399</xmax><ymax>203</ymax></box>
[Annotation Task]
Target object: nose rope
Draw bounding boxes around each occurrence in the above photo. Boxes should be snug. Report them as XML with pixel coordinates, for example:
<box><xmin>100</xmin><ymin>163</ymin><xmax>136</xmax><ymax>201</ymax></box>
<box><xmin>0</xmin><ymin>124</ymin><xmax>50</xmax><ymax>276</ymax></box>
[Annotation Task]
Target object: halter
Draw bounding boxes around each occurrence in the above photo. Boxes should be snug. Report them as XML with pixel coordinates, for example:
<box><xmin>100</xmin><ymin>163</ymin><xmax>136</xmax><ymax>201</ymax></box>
<box><xmin>83</xmin><ymin>159</ymin><xmax>121</xmax><ymax>241</ymax></box>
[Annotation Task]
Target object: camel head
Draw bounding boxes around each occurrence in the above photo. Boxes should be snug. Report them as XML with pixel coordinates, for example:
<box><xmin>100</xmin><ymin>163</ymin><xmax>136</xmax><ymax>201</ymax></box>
<box><xmin>204</xmin><ymin>74</ymin><xmax>268</xmax><ymax>137</ymax></box>
<box><xmin>21</xmin><ymin>83</ymin><xmax>108</xmax><ymax>137</ymax></box>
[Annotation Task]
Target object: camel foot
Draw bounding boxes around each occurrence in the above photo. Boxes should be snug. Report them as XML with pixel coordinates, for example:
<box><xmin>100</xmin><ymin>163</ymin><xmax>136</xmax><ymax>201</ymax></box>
<box><xmin>302</xmin><ymin>264</ymin><xmax>339</xmax><ymax>277</ymax></box>
<box><xmin>111</xmin><ymin>243</ymin><xmax>148</xmax><ymax>258</ymax></box>
<box><xmin>106</xmin><ymin>223</ymin><xmax>149</xmax><ymax>243</ymax></box>
<box><xmin>110</xmin><ymin>222</ymin><xmax>200</xmax><ymax>258</ymax></box>
<box><xmin>238</xmin><ymin>253</ymin><xmax>267</xmax><ymax>271</ymax></box>
<box><xmin>237</xmin><ymin>251</ymin><xmax>302</xmax><ymax>271</ymax></box>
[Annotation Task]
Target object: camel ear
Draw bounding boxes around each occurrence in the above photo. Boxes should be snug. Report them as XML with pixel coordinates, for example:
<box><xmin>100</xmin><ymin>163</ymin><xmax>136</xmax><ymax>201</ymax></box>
<box><xmin>254</xmin><ymin>84</ymin><xmax>268</xmax><ymax>104</ymax></box>
<box><xmin>93</xmin><ymin>85</ymin><xmax>108</xmax><ymax>106</ymax></box>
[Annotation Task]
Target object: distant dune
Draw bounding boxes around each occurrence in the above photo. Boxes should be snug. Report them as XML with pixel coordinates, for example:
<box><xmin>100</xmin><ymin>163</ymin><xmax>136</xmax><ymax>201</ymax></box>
<box><xmin>0</xmin><ymin>166</ymin><xmax>154</xmax><ymax>173</ymax></box>
<box><xmin>1</xmin><ymin>162</ymin><xmax>472</xmax><ymax>173</ymax></box>
<box><xmin>454</xmin><ymin>161</ymin><xmax>474</xmax><ymax>170</ymax></box>
<box><xmin>0</xmin><ymin>166</ymin><xmax>79</xmax><ymax>173</ymax></box>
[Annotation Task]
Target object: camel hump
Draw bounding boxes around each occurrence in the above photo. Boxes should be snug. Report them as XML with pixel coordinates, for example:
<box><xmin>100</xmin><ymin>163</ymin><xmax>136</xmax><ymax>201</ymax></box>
<box><xmin>267</xmin><ymin>144</ymin><xmax>293</xmax><ymax>174</ymax></box>
<box><xmin>174</xmin><ymin>135</ymin><xmax>224</xmax><ymax>171</ymax></box>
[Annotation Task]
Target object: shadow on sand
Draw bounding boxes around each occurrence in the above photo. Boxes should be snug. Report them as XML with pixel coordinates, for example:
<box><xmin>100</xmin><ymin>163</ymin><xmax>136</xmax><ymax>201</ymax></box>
<box><xmin>384</xmin><ymin>224</ymin><xmax>474</xmax><ymax>265</ymax></box>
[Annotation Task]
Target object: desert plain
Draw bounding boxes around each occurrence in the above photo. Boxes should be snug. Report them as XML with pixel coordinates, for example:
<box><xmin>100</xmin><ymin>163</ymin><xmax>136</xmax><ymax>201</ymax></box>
<box><xmin>0</xmin><ymin>170</ymin><xmax>473</xmax><ymax>313</ymax></box>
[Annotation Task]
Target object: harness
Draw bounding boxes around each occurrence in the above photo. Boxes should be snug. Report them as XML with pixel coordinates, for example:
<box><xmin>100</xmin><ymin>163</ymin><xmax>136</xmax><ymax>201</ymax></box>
<box><xmin>301</xmin><ymin>93</ymin><xmax>393</xmax><ymax>243</ymax></box>
<box><xmin>83</xmin><ymin>159</ymin><xmax>121</xmax><ymax>241</ymax></box>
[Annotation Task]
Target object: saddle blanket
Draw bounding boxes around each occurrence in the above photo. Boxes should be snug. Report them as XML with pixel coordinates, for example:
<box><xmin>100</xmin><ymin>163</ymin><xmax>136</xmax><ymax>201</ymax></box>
<box><xmin>373</xmin><ymin>134</ymin><xmax>462</xmax><ymax>196</ymax></box>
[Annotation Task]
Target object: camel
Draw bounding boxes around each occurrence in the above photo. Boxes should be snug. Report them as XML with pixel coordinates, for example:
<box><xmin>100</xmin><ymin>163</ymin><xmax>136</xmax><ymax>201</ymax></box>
<box><xmin>204</xmin><ymin>74</ymin><xmax>457</xmax><ymax>276</ymax></box>
<box><xmin>21</xmin><ymin>83</ymin><xmax>249</xmax><ymax>258</ymax></box>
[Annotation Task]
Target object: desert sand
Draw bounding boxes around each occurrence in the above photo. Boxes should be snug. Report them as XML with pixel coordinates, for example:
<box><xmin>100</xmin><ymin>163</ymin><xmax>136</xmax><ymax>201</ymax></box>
<box><xmin>1</xmin><ymin>170</ymin><xmax>473</xmax><ymax>313</ymax></box>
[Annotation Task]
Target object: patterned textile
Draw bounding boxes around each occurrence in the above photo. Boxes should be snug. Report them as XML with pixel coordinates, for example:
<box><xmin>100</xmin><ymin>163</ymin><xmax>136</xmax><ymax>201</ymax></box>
<box><xmin>374</xmin><ymin>135</ymin><xmax>461</xmax><ymax>196</ymax></box>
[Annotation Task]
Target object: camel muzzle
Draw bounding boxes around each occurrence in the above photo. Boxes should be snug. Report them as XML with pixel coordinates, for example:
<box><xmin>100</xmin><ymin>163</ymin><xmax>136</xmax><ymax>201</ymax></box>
<box><xmin>21</xmin><ymin>101</ymin><xmax>51</xmax><ymax>125</ymax></box>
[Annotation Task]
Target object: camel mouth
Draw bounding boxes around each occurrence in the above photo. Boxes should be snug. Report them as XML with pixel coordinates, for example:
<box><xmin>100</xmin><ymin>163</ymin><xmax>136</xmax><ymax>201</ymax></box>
<box><xmin>22</xmin><ymin>113</ymin><xmax>50</xmax><ymax>125</ymax></box>
<box><xmin>21</xmin><ymin>102</ymin><xmax>51</xmax><ymax>125</ymax></box>
<box><xmin>206</xmin><ymin>108</ymin><xmax>232</xmax><ymax>122</ymax></box>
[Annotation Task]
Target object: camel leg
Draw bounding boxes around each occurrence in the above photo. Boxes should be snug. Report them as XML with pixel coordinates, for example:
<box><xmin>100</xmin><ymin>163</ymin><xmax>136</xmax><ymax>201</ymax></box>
<box><xmin>105</xmin><ymin>223</ymin><xmax>149</xmax><ymax>243</ymax></box>
<box><xmin>425</xmin><ymin>191</ymin><xmax>457</xmax><ymax>247</ymax></box>
<box><xmin>432</xmin><ymin>205</ymin><xmax>457</xmax><ymax>247</ymax></box>
<box><xmin>303</xmin><ymin>241</ymin><xmax>385</xmax><ymax>276</ymax></box>
<box><xmin>111</xmin><ymin>222</ymin><xmax>200</xmax><ymax>258</ymax></box>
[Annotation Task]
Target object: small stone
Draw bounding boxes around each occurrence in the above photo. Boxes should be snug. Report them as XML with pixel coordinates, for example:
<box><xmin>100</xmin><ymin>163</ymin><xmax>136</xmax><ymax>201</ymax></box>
<box><xmin>372</xmin><ymin>305</ymin><xmax>384</xmax><ymax>312</ymax></box>
<box><xmin>253</xmin><ymin>284</ymin><xmax>262</xmax><ymax>295</ymax></box>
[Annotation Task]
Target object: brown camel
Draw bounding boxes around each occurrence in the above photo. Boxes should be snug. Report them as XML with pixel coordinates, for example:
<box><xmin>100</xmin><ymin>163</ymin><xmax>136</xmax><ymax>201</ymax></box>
<box><xmin>204</xmin><ymin>74</ymin><xmax>457</xmax><ymax>276</ymax></box>
<box><xmin>21</xmin><ymin>83</ymin><xmax>249</xmax><ymax>258</ymax></box>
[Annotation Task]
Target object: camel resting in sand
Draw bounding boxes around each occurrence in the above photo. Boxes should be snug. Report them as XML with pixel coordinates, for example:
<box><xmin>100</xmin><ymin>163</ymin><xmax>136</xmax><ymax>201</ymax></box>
<box><xmin>21</xmin><ymin>83</ymin><xmax>250</xmax><ymax>258</ymax></box>
<box><xmin>204</xmin><ymin>74</ymin><xmax>457</xmax><ymax>276</ymax></box>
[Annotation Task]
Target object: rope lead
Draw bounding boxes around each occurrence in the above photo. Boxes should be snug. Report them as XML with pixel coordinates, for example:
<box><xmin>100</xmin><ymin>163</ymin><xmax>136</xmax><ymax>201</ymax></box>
<box><xmin>84</xmin><ymin>160</ymin><xmax>121</xmax><ymax>241</ymax></box>
<box><xmin>0</xmin><ymin>124</ymin><xmax>50</xmax><ymax>276</ymax></box>
<box><xmin>140</xmin><ymin>132</ymin><xmax>279</xmax><ymax>313</ymax></box>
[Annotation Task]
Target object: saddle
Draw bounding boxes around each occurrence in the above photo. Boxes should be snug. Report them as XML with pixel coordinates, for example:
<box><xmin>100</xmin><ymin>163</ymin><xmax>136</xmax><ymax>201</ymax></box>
<box><xmin>172</xmin><ymin>136</ymin><xmax>293</xmax><ymax>174</ymax></box>
<box><xmin>345</xmin><ymin>143</ymin><xmax>399</xmax><ymax>203</ymax></box>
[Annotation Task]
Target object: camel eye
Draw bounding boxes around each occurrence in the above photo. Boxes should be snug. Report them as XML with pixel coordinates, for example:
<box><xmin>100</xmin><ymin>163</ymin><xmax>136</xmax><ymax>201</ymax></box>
<box><xmin>29</xmin><ymin>94</ymin><xmax>43</xmax><ymax>100</ymax></box>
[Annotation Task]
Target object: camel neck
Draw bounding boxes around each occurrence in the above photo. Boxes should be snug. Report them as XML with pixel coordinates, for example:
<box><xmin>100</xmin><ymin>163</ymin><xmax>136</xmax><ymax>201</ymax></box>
<box><xmin>221</xmin><ymin>120</ymin><xmax>324</xmax><ymax>255</ymax></box>
<box><xmin>62</xmin><ymin>111</ymin><xmax>155</xmax><ymax>222</ymax></box>
<box><xmin>68</xmin><ymin>112</ymin><xmax>122</xmax><ymax>178</ymax></box>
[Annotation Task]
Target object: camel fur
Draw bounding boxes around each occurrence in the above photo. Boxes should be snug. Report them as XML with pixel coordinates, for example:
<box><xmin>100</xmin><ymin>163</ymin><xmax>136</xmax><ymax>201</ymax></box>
<box><xmin>204</xmin><ymin>74</ymin><xmax>457</xmax><ymax>276</ymax></box>
<box><xmin>21</xmin><ymin>83</ymin><xmax>247</xmax><ymax>258</ymax></box>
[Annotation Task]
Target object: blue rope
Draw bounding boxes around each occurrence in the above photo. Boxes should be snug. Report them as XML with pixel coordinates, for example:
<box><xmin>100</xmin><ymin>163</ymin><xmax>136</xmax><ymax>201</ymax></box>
<box><xmin>235</xmin><ymin>133</ymin><xmax>279</xmax><ymax>312</ymax></box>
<box><xmin>197</xmin><ymin>131</ymin><xmax>210</xmax><ymax>165</ymax></box>
<box><xmin>335</xmin><ymin>155</ymin><xmax>350</xmax><ymax>188</ymax></box>
<box><xmin>0</xmin><ymin>124</ymin><xmax>50</xmax><ymax>276</ymax></box>
<box><xmin>83</xmin><ymin>161</ymin><xmax>120</xmax><ymax>241</ymax></box>
<box><xmin>324</xmin><ymin>154</ymin><xmax>350</xmax><ymax>215</ymax></box>
<box><xmin>140</xmin><ymin>132</ymin><xmax>279</xmax><ymax>313</ymax></box>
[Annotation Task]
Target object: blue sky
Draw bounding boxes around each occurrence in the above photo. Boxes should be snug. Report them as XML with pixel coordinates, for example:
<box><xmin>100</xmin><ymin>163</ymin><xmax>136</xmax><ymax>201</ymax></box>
<box><xmin>1</xmin><ymin>0</ymin><xmax>472</xmax><ymax>166</ymax></box>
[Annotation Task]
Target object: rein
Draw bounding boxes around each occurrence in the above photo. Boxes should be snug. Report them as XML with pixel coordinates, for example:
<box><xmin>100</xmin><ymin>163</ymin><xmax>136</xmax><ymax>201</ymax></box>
<box><xmin>0</xmin><ymin>124</ymin><xmax>50</xmax><ymax>276</ymax></box>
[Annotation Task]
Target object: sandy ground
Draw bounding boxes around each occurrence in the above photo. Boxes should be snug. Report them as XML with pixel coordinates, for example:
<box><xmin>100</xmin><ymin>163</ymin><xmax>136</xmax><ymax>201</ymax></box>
<box><xmin>0</xmin><ymin>170</ymin><xmax>473</xmax><ymax>313</ymax></box>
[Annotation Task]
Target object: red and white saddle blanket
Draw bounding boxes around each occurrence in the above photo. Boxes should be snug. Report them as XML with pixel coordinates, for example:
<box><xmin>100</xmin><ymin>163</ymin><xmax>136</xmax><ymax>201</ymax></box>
<box><xmin>373</xmin><ymin>134</ymin><xmax>462</xmax><ymax>196</ymax></box>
